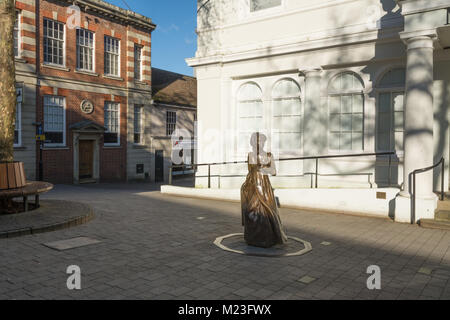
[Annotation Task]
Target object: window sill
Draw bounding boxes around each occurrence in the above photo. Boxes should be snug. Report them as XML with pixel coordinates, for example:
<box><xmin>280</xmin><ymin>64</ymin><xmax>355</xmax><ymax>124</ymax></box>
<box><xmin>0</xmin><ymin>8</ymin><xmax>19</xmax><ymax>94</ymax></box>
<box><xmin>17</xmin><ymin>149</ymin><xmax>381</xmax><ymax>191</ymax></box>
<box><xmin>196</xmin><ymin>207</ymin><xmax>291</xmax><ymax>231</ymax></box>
<box><xmin>103</xmin><ymin>145</ymin><xmax>122</xmax><ymax>149</ymax></box>
<box><xmin>103</xmin><ymin>74</ymin><xmax>123</xmax><ymax>81</ymax></box>
<box><xmin>133</xmin><ymin>144</ymin><xmax>146</xmax><ymax>149</ymax></box>
<box><xmin>14</xmin><ymin>146</ymin><xmax>26</xmax><ymax>150</ymax></box>
<box><xmin>43</xmin><ymin>146</ymin><xmax>69</xmax><ymax>150</ymax></box>
<box><xmin>15</xmin><ymin>58</ymin><xmax>27</xmax><ymax>64</ymax></box>
<box><xmin>75</xmin><ymin>69</ymin><xmax>99</xmax><ymax>77</ymax></box>
<box><xmin>42</xmin><ymin>64</ymin><xmax>70</xmax><ymax>72</ymax></box>
<box><xmin>134</xmin><ymin>80</ymin><xmax>147</xmax><ymax>85</ymax></box>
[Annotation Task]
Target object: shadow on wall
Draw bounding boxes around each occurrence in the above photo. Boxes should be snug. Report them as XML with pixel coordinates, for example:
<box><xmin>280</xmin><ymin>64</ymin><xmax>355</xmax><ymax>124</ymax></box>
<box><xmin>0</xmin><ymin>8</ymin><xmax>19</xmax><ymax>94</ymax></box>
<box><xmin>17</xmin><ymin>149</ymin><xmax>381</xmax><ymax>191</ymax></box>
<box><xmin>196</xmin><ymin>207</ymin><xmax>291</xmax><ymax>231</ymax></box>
<box><xmin>325</xmin><ymin>0</ymin><xmax>448</xmax><ymax>191</ymax></box>
<box><xmin>195</xmin><ymin>0</ymin><xmax>449</xmax><ymax>193</ymax></box>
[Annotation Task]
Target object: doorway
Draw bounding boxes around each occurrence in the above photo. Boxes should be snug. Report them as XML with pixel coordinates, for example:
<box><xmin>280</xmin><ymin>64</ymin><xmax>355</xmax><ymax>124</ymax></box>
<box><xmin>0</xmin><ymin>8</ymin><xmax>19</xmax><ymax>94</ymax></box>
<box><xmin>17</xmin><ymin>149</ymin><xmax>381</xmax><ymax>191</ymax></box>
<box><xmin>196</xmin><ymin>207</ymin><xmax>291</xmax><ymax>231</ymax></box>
<box><xmin>79</xmin><ymin>140</ymin><xmax>94</xmax><ymax>180</ymax></box>
<box><xmin>155</xmin><ymin>150</ymin><xmax>164</xmax><ymax>182</ymax></box>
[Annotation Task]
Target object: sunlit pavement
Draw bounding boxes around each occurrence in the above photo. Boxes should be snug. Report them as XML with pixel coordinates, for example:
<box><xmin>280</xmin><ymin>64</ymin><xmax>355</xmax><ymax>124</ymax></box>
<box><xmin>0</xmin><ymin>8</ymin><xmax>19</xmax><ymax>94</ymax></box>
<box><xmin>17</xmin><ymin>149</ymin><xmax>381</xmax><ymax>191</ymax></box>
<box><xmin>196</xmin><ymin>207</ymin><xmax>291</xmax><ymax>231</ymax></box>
<box><xmin>0</xmin><ymin>183</ymin><xmax>449</xmax><ymax>300</ymax></box>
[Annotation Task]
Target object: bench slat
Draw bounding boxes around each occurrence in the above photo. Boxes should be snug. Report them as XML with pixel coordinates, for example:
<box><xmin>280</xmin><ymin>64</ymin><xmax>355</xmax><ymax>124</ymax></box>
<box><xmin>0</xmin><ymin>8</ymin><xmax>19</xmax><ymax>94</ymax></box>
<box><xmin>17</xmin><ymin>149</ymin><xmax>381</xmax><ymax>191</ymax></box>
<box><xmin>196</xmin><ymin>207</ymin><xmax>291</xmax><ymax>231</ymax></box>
<box><xmin>7</xmin><ymin>163</ymin><xmax>16</xmax><ymax>189</ymax></box>
<box><xmin>0</xmin><ymin>166</ymin><xmax>7</xmax><ymax>189</ymax></box>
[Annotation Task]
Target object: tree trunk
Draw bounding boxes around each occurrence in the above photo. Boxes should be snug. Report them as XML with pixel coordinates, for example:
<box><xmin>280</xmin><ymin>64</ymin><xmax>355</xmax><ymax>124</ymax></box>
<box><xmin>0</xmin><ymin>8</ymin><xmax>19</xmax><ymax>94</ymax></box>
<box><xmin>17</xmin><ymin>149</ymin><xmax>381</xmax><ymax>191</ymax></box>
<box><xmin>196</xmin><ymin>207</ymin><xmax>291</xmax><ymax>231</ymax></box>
<box><xmin>0</xmin><ymin>0</ymin><xmax>16</xmax><ymax>163</ymax></box>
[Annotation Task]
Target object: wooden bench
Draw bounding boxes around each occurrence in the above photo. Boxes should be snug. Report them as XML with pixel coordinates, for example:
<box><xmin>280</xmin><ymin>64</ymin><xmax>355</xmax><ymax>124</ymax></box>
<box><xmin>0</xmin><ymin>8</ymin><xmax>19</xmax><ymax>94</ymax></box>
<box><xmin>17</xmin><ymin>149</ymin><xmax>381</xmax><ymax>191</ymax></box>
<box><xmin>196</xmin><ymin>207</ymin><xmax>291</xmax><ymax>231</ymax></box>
<box><xmin>0</xmin><ymin>181</ymin><xmax>54</xmax><ymax>212</ymax></box>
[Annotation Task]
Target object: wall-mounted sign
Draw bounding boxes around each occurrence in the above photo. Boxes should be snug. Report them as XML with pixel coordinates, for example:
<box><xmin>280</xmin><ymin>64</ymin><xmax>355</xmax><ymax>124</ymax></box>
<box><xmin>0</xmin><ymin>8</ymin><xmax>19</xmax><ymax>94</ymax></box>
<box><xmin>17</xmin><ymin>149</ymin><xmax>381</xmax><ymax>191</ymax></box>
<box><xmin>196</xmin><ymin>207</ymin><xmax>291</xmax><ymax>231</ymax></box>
<box><xmin>16</xmin><ymin>88</ymin><xmax>23</xmax><ymax>103</ymax></box>
<box><xmin>80</xmin><ymin>99</ymin><xmax>94</xmax><ymax>114</ymax></box>
<box><xmin>36</xmin><ymin>123</ymin><xmax>45</xmax><ymax>141</ymax></box>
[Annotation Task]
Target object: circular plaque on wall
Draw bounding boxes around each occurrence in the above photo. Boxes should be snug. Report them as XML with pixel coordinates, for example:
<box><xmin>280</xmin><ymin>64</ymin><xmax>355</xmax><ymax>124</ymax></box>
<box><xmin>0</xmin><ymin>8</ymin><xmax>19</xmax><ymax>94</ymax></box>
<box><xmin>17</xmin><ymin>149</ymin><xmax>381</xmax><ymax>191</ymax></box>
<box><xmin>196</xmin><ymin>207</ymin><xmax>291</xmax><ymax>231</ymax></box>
<box><xmin>80</xmin><ymin>100</ymin><xmax>94</xmax><ymax>114</ymax></box>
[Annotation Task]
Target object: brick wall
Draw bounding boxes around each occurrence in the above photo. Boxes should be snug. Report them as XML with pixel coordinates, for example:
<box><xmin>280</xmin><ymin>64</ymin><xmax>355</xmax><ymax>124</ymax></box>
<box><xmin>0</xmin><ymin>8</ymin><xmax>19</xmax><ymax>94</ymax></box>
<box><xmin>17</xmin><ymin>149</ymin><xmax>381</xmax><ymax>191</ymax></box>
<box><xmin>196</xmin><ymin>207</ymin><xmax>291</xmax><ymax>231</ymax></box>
<box><xmin>34</xmin><ymin>0</ymin><xmax>154</xmax><ymax>183</ymax></box>
<box><xmin>37</xmin><ymin>86</ymin><xmax>128</xmax><ymax>183</ymax></box>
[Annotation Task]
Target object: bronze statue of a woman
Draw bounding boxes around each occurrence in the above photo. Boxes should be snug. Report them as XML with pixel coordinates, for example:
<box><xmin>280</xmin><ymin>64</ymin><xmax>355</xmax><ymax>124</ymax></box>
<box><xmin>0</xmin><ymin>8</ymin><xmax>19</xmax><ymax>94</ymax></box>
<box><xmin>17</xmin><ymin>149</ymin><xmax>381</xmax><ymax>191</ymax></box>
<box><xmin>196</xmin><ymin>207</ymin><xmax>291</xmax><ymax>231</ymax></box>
<box><xmin>240</xmin><ymin>132</ymin><xmax>288</xmax><ymax>248</ymax></box>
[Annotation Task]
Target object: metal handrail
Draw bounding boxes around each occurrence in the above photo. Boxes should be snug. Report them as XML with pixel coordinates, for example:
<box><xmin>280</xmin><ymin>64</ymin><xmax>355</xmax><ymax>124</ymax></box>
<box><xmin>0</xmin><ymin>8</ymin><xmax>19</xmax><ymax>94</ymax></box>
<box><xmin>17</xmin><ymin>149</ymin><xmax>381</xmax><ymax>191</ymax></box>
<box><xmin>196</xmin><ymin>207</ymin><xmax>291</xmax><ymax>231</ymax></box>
<box><xmin>169</xmin><ymin>151</ymin><xmax>396</xmax><ymax>188</ymax></box>
<box><xmin>411</xmin><ymin>157</ymin><xmax>445</xmax><ymax>224</ymax></box>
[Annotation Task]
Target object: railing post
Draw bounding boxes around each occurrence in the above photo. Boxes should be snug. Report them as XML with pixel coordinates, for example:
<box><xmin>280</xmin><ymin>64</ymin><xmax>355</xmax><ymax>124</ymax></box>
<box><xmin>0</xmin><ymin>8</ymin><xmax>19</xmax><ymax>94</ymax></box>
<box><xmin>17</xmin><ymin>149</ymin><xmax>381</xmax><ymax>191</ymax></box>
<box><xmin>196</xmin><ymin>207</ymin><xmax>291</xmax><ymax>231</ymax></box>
<box><xmin>442</xmin><ymin>158</ymin><xmax>445</xmax><ymax>201</ymax></box>
<box><xmin>208</xmin><ymin>164</ymin><xmax>211</xmax><ymax>189</ymax></box>
<box><xmin>412</xmin><ymin>172</ymin><xmax>416</xmax><ymax>225</ymax></box>
<box><xmin>169</xmin><ymin>166</ymin><xmax>173</xmax><ymax>185</ymax></box>
<box><xmin>388</xmin><ymin>154</ymin><xmax>392</xmax><ymax>187</ymax></box>
<box><xmin>315</xmin><ymin>158</ymin><xmax>319</xmax><ymax>189</ymax></box>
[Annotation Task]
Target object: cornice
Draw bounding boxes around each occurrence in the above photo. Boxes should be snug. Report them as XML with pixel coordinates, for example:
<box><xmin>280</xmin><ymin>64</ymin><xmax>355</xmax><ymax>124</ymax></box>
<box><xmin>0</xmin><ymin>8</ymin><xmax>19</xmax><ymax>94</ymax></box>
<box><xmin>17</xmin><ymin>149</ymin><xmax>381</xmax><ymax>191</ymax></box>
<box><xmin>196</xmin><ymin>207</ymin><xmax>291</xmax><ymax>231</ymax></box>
<box><xmin>396</xmin><ymin>0</ymin><xmax>450</xmax><ymax>15</ymax></box>
<box><xmin>187</xmin><ymin>26</ymin><xmax>403</xmax><ymax>67</ymax></box>
<box><xmin>59</xmin><ymin>0</ymin><xmax>156</xmax><ymax>31</ymax></box>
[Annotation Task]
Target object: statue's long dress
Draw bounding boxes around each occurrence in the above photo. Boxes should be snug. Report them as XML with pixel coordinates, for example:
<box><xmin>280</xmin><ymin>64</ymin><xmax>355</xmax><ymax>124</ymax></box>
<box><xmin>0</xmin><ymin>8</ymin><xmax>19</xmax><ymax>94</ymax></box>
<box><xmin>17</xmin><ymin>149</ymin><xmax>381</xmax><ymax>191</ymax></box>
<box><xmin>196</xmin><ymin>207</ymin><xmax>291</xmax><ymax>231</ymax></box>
<box><xmin>240</xmin><ymin>153</ymin><xmax>288</xmax><ymax>248</ymax></box>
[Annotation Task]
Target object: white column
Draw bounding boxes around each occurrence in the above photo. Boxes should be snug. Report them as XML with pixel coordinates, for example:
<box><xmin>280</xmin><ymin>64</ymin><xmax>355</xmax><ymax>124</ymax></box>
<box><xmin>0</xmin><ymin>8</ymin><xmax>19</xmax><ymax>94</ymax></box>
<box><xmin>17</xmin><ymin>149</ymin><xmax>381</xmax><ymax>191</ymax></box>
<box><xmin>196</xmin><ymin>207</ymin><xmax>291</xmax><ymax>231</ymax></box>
<box><xmin>402</xmin><ymin>36</ymin><xmax>435</xmax><ymax>196</ymax></box>
<box><xmin>395</xmin><ymin>35</ymin><xmax>437</xmax><ymax>223</ymax></box>
<box><xmin>302</xmin><ymin>68</ymin><xmax>324</xmax><ymax>158</ymax></box>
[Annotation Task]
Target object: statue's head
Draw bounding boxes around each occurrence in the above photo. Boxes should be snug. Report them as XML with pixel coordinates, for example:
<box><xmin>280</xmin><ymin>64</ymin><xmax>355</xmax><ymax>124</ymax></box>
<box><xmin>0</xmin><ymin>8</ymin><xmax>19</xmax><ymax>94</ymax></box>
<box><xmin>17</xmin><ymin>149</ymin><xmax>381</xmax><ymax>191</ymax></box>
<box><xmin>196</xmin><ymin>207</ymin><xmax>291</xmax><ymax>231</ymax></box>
<box><xmin>250</xmin><ymin>132</ymin><xmax>267</xmax><ymax>150</ymax></box>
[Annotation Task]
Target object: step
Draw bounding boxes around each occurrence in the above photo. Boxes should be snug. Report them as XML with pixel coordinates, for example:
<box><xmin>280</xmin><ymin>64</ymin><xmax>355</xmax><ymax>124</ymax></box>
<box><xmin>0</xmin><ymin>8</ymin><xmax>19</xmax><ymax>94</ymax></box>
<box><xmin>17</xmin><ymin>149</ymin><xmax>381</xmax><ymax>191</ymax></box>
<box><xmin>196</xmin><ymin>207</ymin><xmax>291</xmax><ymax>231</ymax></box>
<box><xmin>435</xmin><ymin>210</ymin><xmax>450</xmax><ymax>221</ymax></box>
<box><xmin>420</xmin><ymin>219</ymin><xmax>450</xmax><ymax>231</ymax></box>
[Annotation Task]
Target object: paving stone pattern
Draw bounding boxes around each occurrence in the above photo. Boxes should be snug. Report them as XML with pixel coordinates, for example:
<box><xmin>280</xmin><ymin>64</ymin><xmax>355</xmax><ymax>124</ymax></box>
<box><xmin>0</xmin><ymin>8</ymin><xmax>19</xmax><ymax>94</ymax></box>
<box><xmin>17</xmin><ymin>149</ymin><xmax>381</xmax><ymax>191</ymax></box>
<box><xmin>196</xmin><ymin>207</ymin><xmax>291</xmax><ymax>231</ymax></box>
<box><xmin>0</xmin><ymin>183</ymin><xmax>449</xmax><ymax>300</ymax></box>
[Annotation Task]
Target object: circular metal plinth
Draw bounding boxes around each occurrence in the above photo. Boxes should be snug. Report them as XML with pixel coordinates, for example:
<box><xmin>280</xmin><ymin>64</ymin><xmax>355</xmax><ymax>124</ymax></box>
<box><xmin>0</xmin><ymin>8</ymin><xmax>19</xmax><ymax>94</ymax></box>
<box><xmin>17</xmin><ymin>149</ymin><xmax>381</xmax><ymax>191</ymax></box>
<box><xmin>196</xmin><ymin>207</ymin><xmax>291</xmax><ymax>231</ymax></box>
<box><xmin>214</xmin><ymin>233</ymin><xmax>312</xmax><ymax>258</ymax></box>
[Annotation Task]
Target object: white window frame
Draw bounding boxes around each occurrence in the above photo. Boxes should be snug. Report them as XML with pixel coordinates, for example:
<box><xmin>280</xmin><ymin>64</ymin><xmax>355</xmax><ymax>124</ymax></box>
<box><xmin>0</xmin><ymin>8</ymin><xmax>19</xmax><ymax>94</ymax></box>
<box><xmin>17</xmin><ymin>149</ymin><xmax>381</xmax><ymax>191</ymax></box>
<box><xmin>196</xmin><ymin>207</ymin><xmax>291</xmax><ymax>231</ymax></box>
<box><xmin>327</xmin><ymin>72</ymin><xmax>365</xmax><ymax>153</ymax></box>
<box><xmin>14</xmin><ymin>11</ymin><xmax>21</xmax><ymax>58</ymax></box>
<box><xmin>134</xmin><ymin>105</ymin><xmax>143</xmax><ymax>145</ymax></box>
<box><xmin>271</xmin><ymin>78</ymin><xmax>303</xmax><ymax>158</ymax></box>
<box><xmin>236</xmin><ymin>81</ymin><xmax>265</xmax><ymax>157</ymax></box>
<box><xmin>104</xmin><ymin>102</ymin><xmax>120</xmax><ymax>147</ymax></box>
<box><xmin>104</xmin><ymin>36</ymin><xmax>120</xmax><ymax>77</ymax></box>
<box><xmin>375</xmin><ymin>67</ymin><xmax>406</xmax><ymax>156</ymax></box>
<box><xmin>43</xmin><ymin>18</ymin><xmax>65</xmax><ymax>66</ymax></box>
<box><xmin>43</xmin><ymin>95</ymin><xmax>66</xmax><ymax>147</ymax></box>
<box><xmin>76</xmin><ymin>28</ymin><xmax>95</xmax><ymax>72</ymax></box>
<box><xmin>166</xmin><ymin>111</ymin><xmax>177</xmax><ymax>137</ymax></box>
<box><xmin>232</xmin><ymin>74</ymin><xmax>304</xmax><ymax>160</ymax></box>
<box><xmin>14</xmin><ymin>88</ymin><xmax>22</xmax><ymax>147</ymax></box>
<box><xmin>134</xmin><ymin>44</ymin><xmax>143</xmax><ymax>81</ymax></box>
<box><xmin>376</xmin><ymin>89</ymin><xmax>405</xmax><ymax>155</ymax></box>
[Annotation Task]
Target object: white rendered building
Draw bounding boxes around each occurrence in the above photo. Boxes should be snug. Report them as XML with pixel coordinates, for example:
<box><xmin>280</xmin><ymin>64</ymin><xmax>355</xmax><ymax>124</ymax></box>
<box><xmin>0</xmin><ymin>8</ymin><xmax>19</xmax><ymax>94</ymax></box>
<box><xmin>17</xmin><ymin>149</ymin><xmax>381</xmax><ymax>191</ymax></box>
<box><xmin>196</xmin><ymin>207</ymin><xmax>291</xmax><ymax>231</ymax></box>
<box><xmin>184</xmin><ymin>0</ymin><xmax>450</xmax><ymax>223</ymax></box>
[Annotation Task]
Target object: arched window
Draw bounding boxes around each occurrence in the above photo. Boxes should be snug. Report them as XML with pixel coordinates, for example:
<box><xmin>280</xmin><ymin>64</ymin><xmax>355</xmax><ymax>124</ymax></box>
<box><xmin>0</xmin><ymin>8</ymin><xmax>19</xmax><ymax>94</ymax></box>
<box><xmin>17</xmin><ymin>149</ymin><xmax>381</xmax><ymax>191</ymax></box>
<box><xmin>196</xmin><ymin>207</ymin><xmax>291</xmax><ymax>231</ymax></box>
<box><xmin>328</xmin><ymin>72</ymin><xmax>364</xmax><ymax>151</ymax></box>
<box><xmin>376</xmin><ymin>68</ymin><xmax>406</xmax><ymax>152</ymax></box>
<box><xmin>237</xmin><ymin>82</ymin><xmax>264</xmax><ymax>152</ymax></box>
<box><xmin>272</xmin><ymin>79</ymin><xmax>302</xmax><ymax>153</ymax></box>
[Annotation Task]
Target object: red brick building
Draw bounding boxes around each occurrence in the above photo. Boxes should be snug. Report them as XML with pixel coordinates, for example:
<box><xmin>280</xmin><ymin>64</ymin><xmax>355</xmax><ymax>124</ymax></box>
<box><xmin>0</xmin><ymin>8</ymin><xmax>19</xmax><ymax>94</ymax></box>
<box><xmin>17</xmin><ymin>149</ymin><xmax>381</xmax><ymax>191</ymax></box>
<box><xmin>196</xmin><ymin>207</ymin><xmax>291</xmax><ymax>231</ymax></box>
<box><xmin>14</xmin><ymin>0</ymin><xmax>156</xmax><ymax>184</ymax></box>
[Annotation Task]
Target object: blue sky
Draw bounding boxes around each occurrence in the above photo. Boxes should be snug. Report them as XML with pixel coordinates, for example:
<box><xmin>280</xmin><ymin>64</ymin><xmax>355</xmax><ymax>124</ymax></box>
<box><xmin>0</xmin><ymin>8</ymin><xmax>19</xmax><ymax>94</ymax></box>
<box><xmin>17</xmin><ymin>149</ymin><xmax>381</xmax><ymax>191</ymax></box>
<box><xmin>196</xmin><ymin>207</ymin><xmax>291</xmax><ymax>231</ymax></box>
<box><xmin>105</xmin><ymin>0</ymin><xmax>197</xmax><ymax>76</ymax></box>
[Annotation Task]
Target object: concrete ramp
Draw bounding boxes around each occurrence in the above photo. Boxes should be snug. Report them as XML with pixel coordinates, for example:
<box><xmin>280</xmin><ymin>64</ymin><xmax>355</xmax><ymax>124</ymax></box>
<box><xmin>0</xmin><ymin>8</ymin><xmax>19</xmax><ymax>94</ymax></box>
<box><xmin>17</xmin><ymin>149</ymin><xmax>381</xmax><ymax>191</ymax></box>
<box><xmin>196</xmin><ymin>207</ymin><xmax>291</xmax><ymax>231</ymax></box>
<box><xmin>161</xmin><ymin>185</ymin><xmax>401</xmax><ymax>219</ymax></box>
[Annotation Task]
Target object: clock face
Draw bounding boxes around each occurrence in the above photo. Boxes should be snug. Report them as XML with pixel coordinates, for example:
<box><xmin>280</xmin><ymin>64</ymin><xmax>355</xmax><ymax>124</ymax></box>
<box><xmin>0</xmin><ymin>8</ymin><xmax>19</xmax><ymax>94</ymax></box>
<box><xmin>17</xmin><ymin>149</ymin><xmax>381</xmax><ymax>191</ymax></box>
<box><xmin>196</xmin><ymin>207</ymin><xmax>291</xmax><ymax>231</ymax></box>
<box><xmin>81</xmin><ymin>100</ymin><xmax>94</xmax><ymax>114</ymax></box>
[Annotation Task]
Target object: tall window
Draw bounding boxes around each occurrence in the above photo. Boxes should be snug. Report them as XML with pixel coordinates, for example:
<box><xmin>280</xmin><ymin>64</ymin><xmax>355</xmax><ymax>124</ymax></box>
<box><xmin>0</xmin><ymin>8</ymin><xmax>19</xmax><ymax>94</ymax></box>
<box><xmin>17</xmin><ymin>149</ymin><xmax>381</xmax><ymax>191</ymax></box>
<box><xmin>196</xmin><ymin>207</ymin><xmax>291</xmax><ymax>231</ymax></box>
<box><xmin>104</xmin><ymin>102</ymin><xmax>120</xmax><ymax>145</ymax></box>
<box><xmin>328</xmin><ymin>72</ymin><xmax>365</xmax><ymax>151</ymax></box>
<box><xmin>166</xmin><ymin>111</ymin><xmax>177</xmax><ymax>136</ymax></box>
<box><xmin>134</xmin><ymin>106</ymin><xmax>143</xmax><ymax>144</ymax></box>
<box><xmin>14</xmin><ymin>88</ymin><xmax>22</xmax><ymax>146</ymax></box>
<box><xmin>377</xmin><ymin>68</ymin><xmax>406</xmax><ymax>152</ymax></box>
<box><xmin>14</xmin><ymin>12</ymin><xmax>20</xmax><ymax>57</ymax></box>
<box><xmin>43</xmin><ymin>19</ymin><xmax>64</xmax><ymax>65</ymax></box>
<box><xmin>44</xmin><ymin>96</ymin><xmax>65</xmax><ymax>146</ymax></box>
<box><xmin>76</xmin><ymin>29</ymin><xmax>94</xmax><ymax>71</ymax></box>
<box><xmin>134</xmin><ymin>45</ymin><xmax>142</xmax><ymax>81</ymax></box>
<box><xmin>237</xmin><ymin>82</ymin><xmax>264</xmax><ymax>153</ymax></box>
<box><xmin>272</xmin><ymin>79</ymin><xmax>302</xmax><ymax>153</ymax></box>
<box><xmin>104</xmin><ymin>36</ymin><xmax>120</xmax><ymax>76</ymax></box>
<box><xmin>251</xmin><ymin>0</ymin><xmax>282</xmax><ymax>12</ymax></box>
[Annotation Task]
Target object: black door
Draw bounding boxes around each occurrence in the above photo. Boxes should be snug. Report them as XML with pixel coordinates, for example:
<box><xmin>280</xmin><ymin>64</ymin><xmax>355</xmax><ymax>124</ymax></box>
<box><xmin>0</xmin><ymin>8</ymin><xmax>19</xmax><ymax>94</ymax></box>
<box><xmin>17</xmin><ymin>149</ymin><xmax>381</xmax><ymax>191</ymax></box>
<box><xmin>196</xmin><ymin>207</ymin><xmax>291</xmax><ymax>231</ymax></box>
<box><xmin>155</xmin><ymin>150</ymin><xmax>164</xmax><ymax>182</ymax></box>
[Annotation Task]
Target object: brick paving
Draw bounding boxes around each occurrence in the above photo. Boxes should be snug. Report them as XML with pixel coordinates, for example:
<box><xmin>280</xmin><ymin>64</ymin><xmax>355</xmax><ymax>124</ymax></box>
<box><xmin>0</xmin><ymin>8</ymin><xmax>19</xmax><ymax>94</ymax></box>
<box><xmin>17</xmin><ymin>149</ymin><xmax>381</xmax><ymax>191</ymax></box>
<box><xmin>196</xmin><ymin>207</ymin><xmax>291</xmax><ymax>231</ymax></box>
<box><xmin>0</xmin><ymin>183</ymin><xmax>449</xmax><ymax>300</ymax></box>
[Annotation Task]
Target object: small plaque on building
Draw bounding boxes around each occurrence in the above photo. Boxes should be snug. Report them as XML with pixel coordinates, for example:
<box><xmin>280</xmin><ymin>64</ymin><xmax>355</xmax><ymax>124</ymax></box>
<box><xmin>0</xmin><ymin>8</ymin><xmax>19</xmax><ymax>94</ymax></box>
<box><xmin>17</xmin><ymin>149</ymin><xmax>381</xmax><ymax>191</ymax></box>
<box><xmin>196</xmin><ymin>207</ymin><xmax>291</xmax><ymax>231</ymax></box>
<box><xmin>136</xmin><ymin>164</ymin><xmax>144</xmax><ymax>174</ymax></box>
<box><xmin>376</xmin><ymin>192</ymin><xmax>387</xmax><ymax>200</ymax></box>
<box><xmin>80</xmin><ymin>99</ymin><xmax>94</xmax><ymax>114</ymax></box>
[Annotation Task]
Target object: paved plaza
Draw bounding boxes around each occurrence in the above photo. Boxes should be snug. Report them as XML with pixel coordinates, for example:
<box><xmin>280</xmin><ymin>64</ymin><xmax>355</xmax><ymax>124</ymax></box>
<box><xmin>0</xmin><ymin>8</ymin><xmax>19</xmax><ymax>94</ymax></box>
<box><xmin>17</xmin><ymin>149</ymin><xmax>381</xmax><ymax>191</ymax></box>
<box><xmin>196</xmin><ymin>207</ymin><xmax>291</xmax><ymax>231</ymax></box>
<box><xmin>0</xmin><ymin>183</ymin><xmax>449</xmax><ymax>300</ymax></box>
